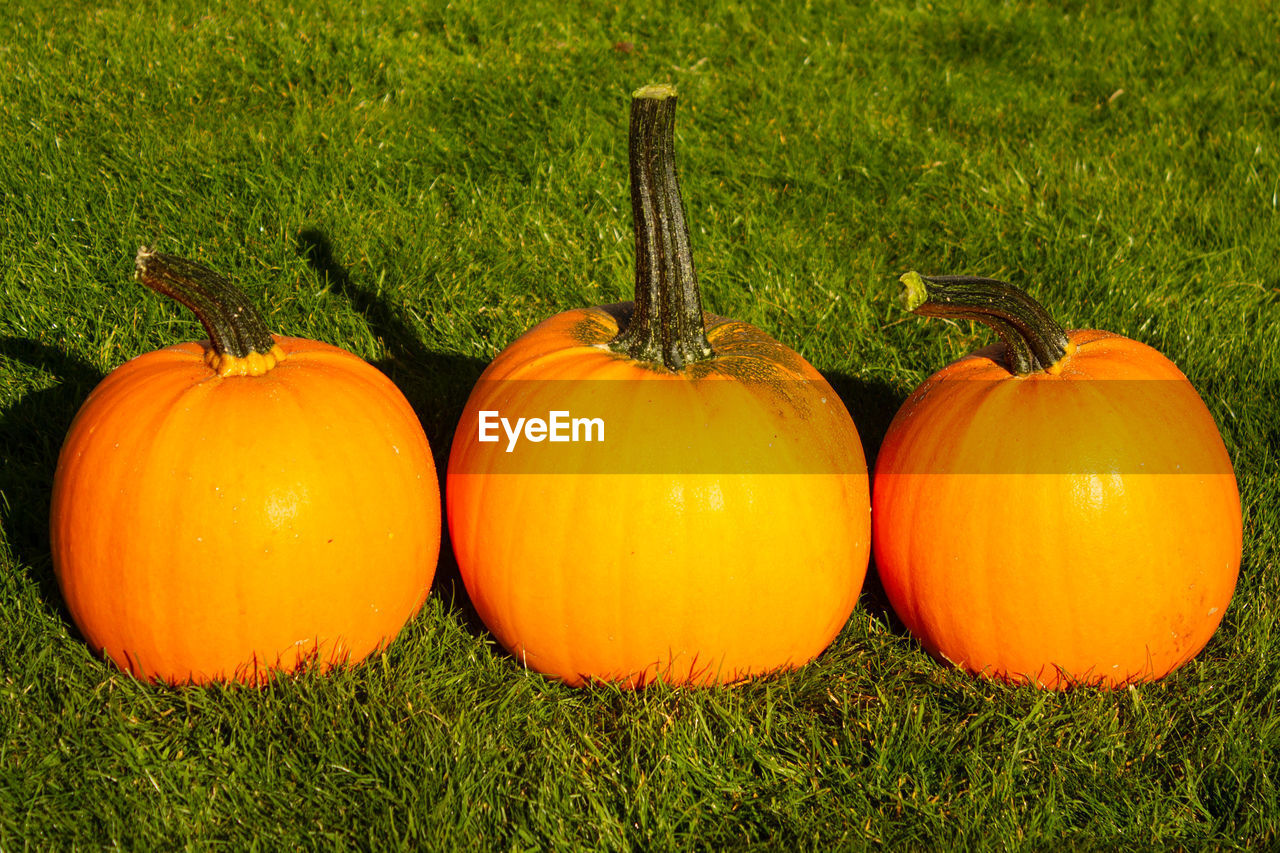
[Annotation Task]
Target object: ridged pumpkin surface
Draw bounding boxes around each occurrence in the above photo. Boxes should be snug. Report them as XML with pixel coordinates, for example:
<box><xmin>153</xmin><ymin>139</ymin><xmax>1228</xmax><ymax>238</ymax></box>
<box><xmin>448</xmin><ymin>307</ymin><xmax>870</xmax><ymax>687</ymax></box>
<box><xmin>51</xmin><ymin>335</ymin><xmax>441</xmax><ymax>684</ymax></box>
<box><xmin>873</xmin><ymin>329</ymin><xmax>1241</xmax><ymax>688</ymax></box>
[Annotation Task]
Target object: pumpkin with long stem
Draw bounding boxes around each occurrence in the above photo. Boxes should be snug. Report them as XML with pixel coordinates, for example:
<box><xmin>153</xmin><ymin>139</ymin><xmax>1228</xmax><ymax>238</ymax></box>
<box><xmin>873</xmin><ymin>272</ymin><xmax>1242</xmax><ymax>688</ymax></box>
<box><xmin>446</xmin><ymin>85</ymin><xmax>871</xmax><ymax>687</ymax></box>
<box><xmin>50</xmin><ymin>249</ymin><xmax>441</xmax><ymax>685</ymax></box>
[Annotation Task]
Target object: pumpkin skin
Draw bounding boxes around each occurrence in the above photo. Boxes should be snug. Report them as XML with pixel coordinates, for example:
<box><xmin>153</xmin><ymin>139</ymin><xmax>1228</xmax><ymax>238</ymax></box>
<box><xmin>445</xmin><ymin>86</ymin><xmax>871</xmax><ymax>687</ymax></box>
<box><xmin>873</xmin><ymin>275</ymin><xmax>1242</xmax><ymax>689</ymax></box>
<box><xmin>447</xmin><ymin>305</ymin><xmax>870</xmax><ymax>687</ymax></box>
<box><xmin>50</xmin><ymin>257</ymin><xmax>441</xmax><ymax>685</ymax></box>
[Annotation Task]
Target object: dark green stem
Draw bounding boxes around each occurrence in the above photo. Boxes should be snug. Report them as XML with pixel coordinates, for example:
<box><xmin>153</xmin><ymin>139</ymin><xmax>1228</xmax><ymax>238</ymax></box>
<box><xmin>609</xmin><ymin>84</ymin><xmax>714</xmax><ymax>371</ymax></box>
<box><xmin>900</xmin><ymin>272</ymin><xmax>1070</xmax><ymax>375</ymax></box>
<box><xmin>135</xmin><ymin>248</ymin><xmax>276</xmax><ymax>358</ymax></box>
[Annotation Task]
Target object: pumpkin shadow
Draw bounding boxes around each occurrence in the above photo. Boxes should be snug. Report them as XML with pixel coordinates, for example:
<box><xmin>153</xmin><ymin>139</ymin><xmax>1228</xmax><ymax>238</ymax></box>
<box><xmin>0</xmin><ymin>337</ymin><xmax>104</xmax><ymax>631</ymax></box>
<box><xmin>295</xmin><ymin>227</ymin><xmax>490</xmax><ymax>638</ymax></box>
<box><xmin>819</xmin><ymin>370</ymin><xmax>910</xmax><ymax>636</ymax></box>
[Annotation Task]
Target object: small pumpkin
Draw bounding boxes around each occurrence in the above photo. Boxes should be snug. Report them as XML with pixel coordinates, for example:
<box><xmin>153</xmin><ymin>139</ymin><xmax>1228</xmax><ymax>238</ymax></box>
<box><xmin>446</xmin><ymin>85</ymin><xmax>871</xmax><ymax>687</ymax></box>
<box><xmin>50</xmin><ymin>250</ymin><xmax>441</xmax><ymax>684</ymax></box>
<box><xmin>873</xmin><ymin>272</ymin><xmax>1242</xmax><ymax>688</ymax></box>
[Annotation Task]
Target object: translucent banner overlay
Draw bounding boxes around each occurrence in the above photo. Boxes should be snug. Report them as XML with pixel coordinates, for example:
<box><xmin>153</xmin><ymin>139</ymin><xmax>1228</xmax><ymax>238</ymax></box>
<box><xmin>446</xmin><ymin>379</ymin><xmax>1240</xmax><ymax>475</ymax></box>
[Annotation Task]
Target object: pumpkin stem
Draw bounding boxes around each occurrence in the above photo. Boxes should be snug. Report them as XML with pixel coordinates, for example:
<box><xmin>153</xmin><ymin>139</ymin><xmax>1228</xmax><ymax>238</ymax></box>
<box><xmin>609</xmin><ymin>84</ymin><xmax>714</xmax><ymax>371</ymax></box>
<box><xmin>900</xmin><ymin>271</ymin><xmax>1070</xmax><ymax>376</ymax></box>
<box><xmin>135</xmin><ymin>247</ymin><xmax>286</xmax><ymax>377</ymax></box>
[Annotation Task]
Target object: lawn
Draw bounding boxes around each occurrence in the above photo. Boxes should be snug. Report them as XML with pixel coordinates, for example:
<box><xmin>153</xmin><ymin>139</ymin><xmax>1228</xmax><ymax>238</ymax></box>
<box><xmin>2</xmin><ymin>0</ymin><xmax>1278</xmax><ymax>847</ymax></box>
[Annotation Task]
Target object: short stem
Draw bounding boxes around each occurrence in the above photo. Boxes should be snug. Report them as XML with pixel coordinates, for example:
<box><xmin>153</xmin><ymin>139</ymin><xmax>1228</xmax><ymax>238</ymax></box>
<box><xmin>609</xmin><ymin>84</ymin><xmax>714</xmax><ymax>371</ymax></box>
<box><xmin>136</xmin><ymin>248</ymin><xmax>284</xmax><ymax>377</ymax></box>
<box><xmin>900</xmin><ymin>272</ymin><xmax>1070</xmax><ymax>375</ymax></box>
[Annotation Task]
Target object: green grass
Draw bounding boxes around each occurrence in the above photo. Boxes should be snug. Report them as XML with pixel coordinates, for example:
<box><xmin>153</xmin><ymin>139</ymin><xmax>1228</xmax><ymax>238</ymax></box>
<box><xmin>3</xmin><ymin>0</ymin><xmax>1279</xmax><ymax>847</ymax></box>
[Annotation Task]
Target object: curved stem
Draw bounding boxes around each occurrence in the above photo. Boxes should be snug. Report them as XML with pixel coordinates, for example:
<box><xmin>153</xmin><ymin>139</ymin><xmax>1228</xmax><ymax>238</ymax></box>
<box><xmin>136</xmin><ymin>248</ymin><xmax>284</xmax><ymax>376</ymax></box>
<box><xmin>900</xmin><ymin>272</ymin><xmax>1070</xmax><ymax>375</ymax></box>
<box><xmin>609</xmin><ymin>84</ymin><xmax>714</xmax><ymax>371</ymax></box>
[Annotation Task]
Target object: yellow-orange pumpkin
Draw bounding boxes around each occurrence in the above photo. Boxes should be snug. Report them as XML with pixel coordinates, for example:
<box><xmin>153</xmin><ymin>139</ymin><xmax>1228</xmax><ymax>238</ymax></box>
<box><xmin>50</xmin><ymin>250</ymin><xmax>440</xmax><ymax>684</ymax></box>
<box><xmin>446</xmin><ymin>86</ymin><xmax>871</xmax><ymax>687</ymax></box>
<box><xmin>873</xmin><ymin>273</ymin><xmax>1242</xmax><ymax>688</ymax></box>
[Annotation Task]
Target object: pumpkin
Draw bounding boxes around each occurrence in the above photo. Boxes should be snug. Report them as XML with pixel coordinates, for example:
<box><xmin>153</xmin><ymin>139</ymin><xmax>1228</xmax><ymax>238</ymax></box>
<box><xmin>445</xmin><ymin>85</ymin><xmax>871</xmax><ymax>687</ymax></box>
<box><xmin>872</xmin><ymin>272</ymin><xmax>1242</xmax><ymax>688</ymax></box>
<box><xmin>49</xmin><ymin>249</ymin><xmax>441</xmax><ymax>685</ymax></box>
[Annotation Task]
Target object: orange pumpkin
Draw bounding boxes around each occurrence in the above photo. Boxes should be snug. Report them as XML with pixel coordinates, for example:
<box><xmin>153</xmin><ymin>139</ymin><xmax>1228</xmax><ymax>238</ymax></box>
<box><xmin>873</xmin><ymin>273</ymin><xmax>1242</xmax><ymax>688</ymax></box>
<box><xmin>446</xmin><ymin>85</ymin><xmax>871</xmax><ymax>687</ymax></box>
<box><xmin>50</xmin><ymin>250</ymin><xmax>441</xmax><ymax>684</ymax></box>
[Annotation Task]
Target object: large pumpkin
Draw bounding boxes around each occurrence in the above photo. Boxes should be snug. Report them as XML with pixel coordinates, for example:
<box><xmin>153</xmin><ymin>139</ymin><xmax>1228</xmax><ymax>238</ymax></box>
<box><xmin>446</xmin><ymin>85</ymin><xmax>871</xmax><ymax>687</ymax></box>
<box><xmin>50</xmin><ymin>250</ymin><xmax>441</xmax><ymax>684</ymax></box>
<box><xmin>873</xmin><ymin>272</ymin><xmax>1242</xmax><ymax>688</ymax></box>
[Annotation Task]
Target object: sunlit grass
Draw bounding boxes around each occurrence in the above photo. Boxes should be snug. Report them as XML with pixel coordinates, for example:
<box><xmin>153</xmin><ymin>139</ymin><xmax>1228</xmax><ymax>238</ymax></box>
<box><xmin>1</xmin><ymin>0</ymin><xmax>1277</xmax><ymax>847</ymax></box>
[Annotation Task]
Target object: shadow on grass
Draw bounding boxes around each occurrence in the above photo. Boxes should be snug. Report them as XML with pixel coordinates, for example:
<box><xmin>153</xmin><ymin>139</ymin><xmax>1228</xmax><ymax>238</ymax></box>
<box><xmin>0</xmin><ymin>337</ymin><xmax>104</xmax><ymax>631</ymax></box>
<box><xmin>295</xmin><ymin>227</ymin><xmax>489</xmax><ymax>637</ymax></box>
<box><xmin>820</xmin><ymin>369</ymin><xmax>909</xmax><ymax>636</ymax></box>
